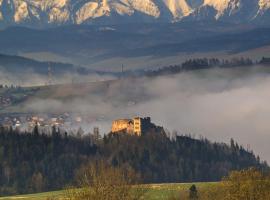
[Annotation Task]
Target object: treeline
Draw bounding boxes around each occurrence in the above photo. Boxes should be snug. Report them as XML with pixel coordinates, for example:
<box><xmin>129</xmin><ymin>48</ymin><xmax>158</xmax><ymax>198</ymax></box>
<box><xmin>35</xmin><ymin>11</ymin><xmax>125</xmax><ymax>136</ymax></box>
<box><xmin>146</xmin><ymin>57</ymin><xmax>270</xmax><ymax>77</ymax></box>
<box><xmin>0</xmin><ymin>126</ymin><xmax>267</xmax><ymax>196</ymax></box>
<box><xmin>0</xmin><ymin>85</ymin><xmax>21</xmax><ymax>89</ymax></box>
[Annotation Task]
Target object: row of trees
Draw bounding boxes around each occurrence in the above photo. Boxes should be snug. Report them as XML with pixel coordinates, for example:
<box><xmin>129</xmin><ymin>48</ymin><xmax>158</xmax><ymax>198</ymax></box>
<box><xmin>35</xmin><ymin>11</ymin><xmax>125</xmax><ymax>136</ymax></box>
<box><xmin>0</xmin><ymin>85</ymin><xmax>21</xmax><ymax>89</ymax></box>
<box><xmin>146</xmin><ymin>57</ymin><xmax>269</xmax><ymax>77</ymax></box>
<box><xmin>260</xmin><ymin>57</ymin><xmax>270</xmax><ymax>65</ymax></box>
<box><xmin>0</xmin><ymin>126</ymin><xmax>268</xmax><ymax>196</ymax></box>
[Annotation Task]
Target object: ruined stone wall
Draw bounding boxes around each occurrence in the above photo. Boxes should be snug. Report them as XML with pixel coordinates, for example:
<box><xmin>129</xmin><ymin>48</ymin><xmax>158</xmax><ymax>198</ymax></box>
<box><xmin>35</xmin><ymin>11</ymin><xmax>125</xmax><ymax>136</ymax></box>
<box><xmin>111</xmin><ymin>117</ymin><xmax>153</xmax><ymax>136</ymax></box>
<box><xmin>111</xmin><ymin>119</ymin><xmax>133</xmax><ymax>134</ymax></box>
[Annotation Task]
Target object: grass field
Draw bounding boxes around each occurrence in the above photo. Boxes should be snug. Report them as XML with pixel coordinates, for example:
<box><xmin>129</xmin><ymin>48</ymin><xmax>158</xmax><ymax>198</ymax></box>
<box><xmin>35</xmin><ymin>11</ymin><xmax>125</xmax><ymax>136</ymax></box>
<box><xmin>0</xmin><ymin>182</ymin><xmax>217</xmax><ymax>200</ymax></box>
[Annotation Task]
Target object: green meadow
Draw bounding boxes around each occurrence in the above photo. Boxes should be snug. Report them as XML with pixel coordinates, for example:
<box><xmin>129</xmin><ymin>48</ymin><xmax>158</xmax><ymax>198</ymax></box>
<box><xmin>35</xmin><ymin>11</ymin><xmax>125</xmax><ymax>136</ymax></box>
<box><xmin>0</xmin><ymin>182</ymin><xmax>217</xmax><ymax>200</ymax></box>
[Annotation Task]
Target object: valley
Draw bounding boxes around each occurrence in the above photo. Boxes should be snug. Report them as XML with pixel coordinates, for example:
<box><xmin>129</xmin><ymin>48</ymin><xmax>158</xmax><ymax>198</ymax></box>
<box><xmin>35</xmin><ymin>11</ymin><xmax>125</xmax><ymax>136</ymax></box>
<box><xmin>1</xmin><ymin>23</ymin><xmax>270</xmax><ymax>70</ymax></box>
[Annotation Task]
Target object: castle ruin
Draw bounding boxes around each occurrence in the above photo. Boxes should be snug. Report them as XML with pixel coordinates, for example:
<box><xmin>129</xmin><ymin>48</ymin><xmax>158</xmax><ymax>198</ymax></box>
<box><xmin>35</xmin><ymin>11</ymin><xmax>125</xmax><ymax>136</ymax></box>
<box><xmin>111</xmin><ymin>117</ymin><xmax>156</xmax><ymax>136</ymax></box>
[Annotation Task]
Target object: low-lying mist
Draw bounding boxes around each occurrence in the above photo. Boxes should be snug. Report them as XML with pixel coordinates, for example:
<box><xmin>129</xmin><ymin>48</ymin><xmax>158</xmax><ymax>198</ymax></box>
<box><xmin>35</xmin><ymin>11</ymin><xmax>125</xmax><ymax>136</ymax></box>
<box><xmin>3</xmin><ymin>66</ymin><xmax>270</xmax><ymax>162</ymax></box>
<box><xmin>0</xmin><ymin>68</ymin><xmax>116</xmax><ymax>87</ymax></box>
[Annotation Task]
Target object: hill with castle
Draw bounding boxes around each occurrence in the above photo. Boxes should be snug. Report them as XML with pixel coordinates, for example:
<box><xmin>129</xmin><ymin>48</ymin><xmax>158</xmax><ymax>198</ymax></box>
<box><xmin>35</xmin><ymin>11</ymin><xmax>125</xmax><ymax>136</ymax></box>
<box><xmin>0</xmin><ymin>122</ymin><xmax>268</xmax><ymax>195</ymax></box>
<box><xmin>0</xmin><ymin>119</ymin><xmax>267</xmax><ymax>195</ymax></box>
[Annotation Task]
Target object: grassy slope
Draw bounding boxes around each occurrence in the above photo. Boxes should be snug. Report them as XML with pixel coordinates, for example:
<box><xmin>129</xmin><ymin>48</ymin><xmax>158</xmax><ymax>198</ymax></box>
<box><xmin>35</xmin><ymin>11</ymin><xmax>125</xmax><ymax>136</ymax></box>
<box><xmin>0</xmin><ymin>80</ymin><xmax>116</xmax><ymax>114</ymax></box>
<box><xmin>0</xmin><ymin>183</ymin><xmax>217</xmax><ymax>200</ymax></box>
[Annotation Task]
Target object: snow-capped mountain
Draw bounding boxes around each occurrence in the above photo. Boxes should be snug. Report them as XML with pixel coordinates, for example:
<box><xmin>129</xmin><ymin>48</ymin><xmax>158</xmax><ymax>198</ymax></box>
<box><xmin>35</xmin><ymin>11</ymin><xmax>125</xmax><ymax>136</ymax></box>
<box><xmin>0</xmin><ymin>0</ymin><xmax>270</xmax><ymax>27</ymax></box>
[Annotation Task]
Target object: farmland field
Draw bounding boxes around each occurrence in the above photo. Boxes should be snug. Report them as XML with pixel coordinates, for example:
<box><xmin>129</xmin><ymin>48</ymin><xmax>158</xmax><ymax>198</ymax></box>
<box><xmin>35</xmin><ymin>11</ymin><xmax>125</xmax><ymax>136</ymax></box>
<box><xmin>0</xmin><ymin>182</ymin><xmax>217</xmax><ymax>200</ymax></box>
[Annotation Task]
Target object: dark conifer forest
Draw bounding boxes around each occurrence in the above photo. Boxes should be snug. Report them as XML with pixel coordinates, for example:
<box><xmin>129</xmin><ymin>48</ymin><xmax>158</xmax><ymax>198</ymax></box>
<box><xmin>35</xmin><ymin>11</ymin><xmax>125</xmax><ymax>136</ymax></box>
<box><xmin>0</xmin><ymin>126</ymin><xmax>267</xmax><ymax>196</ymax></box>
<box><xmin>145</xmin><ymin>57</ymin><xmax>268</xmax><ymax>77</ymax></box>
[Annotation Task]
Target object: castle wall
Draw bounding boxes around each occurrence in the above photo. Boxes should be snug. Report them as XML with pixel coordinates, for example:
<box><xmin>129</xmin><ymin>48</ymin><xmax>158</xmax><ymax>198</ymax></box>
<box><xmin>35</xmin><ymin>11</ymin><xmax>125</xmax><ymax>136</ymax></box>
<box><xmin>111</xmin><ymin>117</ymin><xmax>152</xmax><ymax>136</ymax></box>
<box><xmin>111</xmin><ymin>119</ymin><xmax>133</xmax><ymax>134</ymax></box>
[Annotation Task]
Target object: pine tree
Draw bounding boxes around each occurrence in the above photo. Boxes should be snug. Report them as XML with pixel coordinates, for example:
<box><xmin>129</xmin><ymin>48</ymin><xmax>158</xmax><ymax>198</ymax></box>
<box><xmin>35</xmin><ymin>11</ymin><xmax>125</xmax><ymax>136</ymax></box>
<box><xmin>189</xmin><ymin>185</ymin><xmax>198</xmax><ymax>200</ymax></box>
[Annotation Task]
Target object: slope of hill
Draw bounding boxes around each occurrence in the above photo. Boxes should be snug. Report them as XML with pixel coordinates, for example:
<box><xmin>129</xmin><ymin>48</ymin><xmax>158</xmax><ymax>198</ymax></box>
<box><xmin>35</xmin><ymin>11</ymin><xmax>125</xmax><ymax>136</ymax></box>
<box><xmin>0</xmin><ymin>53</ymin><xmax>121</xmax><ymax>87</ymax></box>
<box><xmin>0</xmin><ymin>0</ymin><xmax>270</xmax><ymax>27</ymax></box>
<box><xmin>0</xmin><ymin>127</ymin><xmax>266</xmax><ymax>195</ymax></box>
<box><xmin>1</xmin><ymin>23</ymin><xmax>269</xmax><ymax>70</ymax></box>
<box><xmin>0</xmin><ymin>54</ymin><xmax>75</xmax><ymax>74</ymax></box>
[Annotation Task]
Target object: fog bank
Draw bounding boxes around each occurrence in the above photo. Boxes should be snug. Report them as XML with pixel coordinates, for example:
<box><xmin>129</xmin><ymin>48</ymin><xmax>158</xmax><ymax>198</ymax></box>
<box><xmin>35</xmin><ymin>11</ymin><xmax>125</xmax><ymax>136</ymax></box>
<box><xmin>5</xmin><ymin>66</ymin><xmax>270</xmax><ymax>162</ymax></box>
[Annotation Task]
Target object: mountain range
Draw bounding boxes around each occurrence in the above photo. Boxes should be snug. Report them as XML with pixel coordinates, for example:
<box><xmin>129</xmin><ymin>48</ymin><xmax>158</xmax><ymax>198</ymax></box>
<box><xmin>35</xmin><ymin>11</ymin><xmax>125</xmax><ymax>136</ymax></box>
<box><xmin>0</xmin><ymin>0</ymin><xmax>270</xmax><ymax>27</ymax></box>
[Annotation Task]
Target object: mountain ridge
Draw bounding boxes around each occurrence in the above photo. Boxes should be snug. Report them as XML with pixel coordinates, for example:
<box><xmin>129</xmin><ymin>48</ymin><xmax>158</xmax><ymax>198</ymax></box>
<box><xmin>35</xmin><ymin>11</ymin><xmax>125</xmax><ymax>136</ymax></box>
<box><xmin>0</xmin><ymin>0</ymin><xmax>270</xmax><ymax>27</ymax></box>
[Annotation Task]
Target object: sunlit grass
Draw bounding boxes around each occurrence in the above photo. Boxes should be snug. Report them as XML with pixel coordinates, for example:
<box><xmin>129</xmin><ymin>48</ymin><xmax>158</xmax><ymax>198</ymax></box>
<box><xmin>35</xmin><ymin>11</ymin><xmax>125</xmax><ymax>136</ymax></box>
<box><xmin>0</xmin><ymin>182</ymin><xmax>217</xmax><ymax>200</ymax></box>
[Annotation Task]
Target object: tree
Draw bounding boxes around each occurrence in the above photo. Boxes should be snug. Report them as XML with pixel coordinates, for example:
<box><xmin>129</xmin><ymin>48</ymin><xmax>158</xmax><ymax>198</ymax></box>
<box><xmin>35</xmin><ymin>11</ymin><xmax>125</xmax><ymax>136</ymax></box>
<box><xmin>221</xmin><ymin>168</ymin><xmax>270</xmax><ymax>200</ymax></box>
<box><xmin>30</xmin><ymin>172</ymin><xmax>45</xmax><ymax>192</ymax></box>
<box><xmin>189</xmin><ymin>185</ymin><xmax>198</xmax><ymax>200</ymax></box>
<box><xmin>33</xmin><ymin>124</ymin><xmax>39</xmax><ymax>136</ymax></box>
<box><xmin>66</xmin><ymin>160</ymin><xmax>146</xmax><ymax>200</ymax></box>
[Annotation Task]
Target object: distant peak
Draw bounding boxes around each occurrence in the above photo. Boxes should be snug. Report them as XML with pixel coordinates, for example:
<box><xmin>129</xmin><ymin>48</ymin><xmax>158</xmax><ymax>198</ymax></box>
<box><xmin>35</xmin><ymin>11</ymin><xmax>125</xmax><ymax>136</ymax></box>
<box><xmin>0</xmin><ymin>0</ymin><xmax>269</xmax><ymax>27</ymax></box>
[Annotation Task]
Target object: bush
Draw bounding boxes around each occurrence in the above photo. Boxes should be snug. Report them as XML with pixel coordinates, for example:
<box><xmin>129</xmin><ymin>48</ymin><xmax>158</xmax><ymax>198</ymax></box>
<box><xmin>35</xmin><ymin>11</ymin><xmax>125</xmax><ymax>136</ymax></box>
<box><xmin>221</xmin><ymin>168</ymin><xmax>270</xmax><ymax>200</ymax></box>
<box><xmin>169</xmin><ymin>168</ymin><xmax>270</xmax><ymax>200</ymax></box>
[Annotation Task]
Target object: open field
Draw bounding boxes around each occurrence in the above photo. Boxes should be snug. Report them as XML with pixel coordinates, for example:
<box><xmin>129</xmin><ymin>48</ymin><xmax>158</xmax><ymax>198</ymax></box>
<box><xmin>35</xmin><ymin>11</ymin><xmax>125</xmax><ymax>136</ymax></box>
<box><xmin>0</xmin><ymin>182</ymin><xmax>217</xmax><ymax>200</ymax></box>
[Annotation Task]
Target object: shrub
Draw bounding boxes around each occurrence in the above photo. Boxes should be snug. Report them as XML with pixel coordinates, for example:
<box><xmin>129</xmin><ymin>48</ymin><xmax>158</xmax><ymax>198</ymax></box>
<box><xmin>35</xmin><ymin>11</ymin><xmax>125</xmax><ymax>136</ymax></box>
<box><xmin>221</xmin><ymin>168</ymin><xmax>270</xmax><ymax>200</ymax></box>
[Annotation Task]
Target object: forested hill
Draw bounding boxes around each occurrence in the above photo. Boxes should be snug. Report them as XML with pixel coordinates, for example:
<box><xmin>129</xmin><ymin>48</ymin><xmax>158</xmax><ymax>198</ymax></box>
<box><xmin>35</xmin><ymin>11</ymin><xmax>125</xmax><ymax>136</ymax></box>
<box><xmin>145</xmin><ymin>57</ymin><xmax>270</xmax><ymax>77</ymax></box>
<box><xmin>0</xmin><ymin>127</ymin><xmax>267</xmax><ymax>195</ymax></box>
<box><xmin>0</xmin><ymin>54</ymin><xmax>117</xmax><ymax>76</ymax></box>
<box><xmin>0</xmin><ymin>54</ymin><xmax>75</xmax><ymax>74</ymax></box>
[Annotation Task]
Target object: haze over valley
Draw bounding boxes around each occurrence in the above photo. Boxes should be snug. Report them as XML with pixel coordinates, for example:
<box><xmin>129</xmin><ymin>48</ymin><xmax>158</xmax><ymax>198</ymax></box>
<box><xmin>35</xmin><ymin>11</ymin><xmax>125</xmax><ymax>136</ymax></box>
<box><xmin>1</xmin><ymin>64</ymin><xmax>270</xmax><ymax>163</ymax></box>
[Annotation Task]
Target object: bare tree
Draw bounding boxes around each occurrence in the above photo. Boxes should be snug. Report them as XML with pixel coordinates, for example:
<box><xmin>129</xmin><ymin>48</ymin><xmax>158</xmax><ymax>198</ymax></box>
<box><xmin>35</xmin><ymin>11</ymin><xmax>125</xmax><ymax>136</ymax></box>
<box><xmin>65</xmin><ymin>161</ymin><xmax>147</xmax><ymax>200</ymax></box>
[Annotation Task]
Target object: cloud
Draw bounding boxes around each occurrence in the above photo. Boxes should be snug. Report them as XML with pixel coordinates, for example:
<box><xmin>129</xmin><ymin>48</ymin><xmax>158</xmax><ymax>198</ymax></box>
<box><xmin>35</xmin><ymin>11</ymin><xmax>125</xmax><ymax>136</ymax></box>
<box><xmin>131</xmin><ymin>69</ymin><xmax>270</xmax><ymax>163</ymax></box>
<box><xmin>4</xmin><ymin>66</ymin><xmax>270</xmax><ymax>162</ymax></box>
